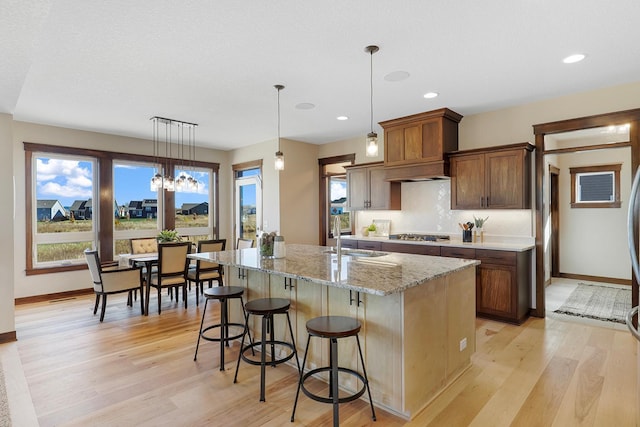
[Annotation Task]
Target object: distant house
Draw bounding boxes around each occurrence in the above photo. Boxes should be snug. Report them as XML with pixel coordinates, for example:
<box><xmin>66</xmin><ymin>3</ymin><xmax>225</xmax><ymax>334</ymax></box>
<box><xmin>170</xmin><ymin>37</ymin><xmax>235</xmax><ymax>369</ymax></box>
<box><xmin>69</xmin><ymin>199</ymin><xmax>92</xmax><ymax>220</ymax></box>
<box><xmin>180</xmin><ymin>202</ymin><xmax>208</xmax><ymax>216</ymax></box>
<box><xmin>36</xmin><ymin>199</ymin><xmax>66</xmax><ymax>221</ymax></box>
<box><xmin>128</xmin><ymin>199</ymin><xmax>157</xmax><ymax>219</ymax></box>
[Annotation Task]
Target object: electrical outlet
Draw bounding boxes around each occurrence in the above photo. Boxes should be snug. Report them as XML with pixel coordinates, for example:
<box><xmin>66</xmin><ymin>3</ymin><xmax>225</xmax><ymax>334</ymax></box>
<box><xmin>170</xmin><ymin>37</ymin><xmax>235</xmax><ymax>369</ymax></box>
<box><xmin>459</xmin><ymin>337</ymin><xmax>467</xmax><ymax>352</ymax></box>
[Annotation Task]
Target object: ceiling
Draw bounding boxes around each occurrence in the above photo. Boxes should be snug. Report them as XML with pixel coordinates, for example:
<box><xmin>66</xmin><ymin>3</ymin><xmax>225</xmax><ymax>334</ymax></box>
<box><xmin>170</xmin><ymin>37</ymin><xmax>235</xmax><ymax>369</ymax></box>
<box><xmin>3</xmin><ymin>1</ymin><xmax>640</xmax><ymax>151</ymax></box>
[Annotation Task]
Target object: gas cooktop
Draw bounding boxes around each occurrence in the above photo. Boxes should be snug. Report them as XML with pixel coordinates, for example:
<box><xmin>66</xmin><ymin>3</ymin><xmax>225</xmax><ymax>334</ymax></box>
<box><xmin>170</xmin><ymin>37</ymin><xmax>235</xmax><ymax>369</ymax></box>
<box><xmin>389</xmin><ymin>233</ymin><xmax>450</xmax><ymax>242</ymax></box>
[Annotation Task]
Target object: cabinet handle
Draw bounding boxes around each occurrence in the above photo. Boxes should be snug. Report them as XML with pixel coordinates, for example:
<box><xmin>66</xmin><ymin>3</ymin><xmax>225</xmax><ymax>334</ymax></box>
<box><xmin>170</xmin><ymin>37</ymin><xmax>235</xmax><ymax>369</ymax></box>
<box><xmin>480</xmin><ymin>196</ymin><xmax>484</xmax><ymax>207</ymax></box>
<box><xmin>486</xmin><ymin>196</ymin><xmax>489</xmax><ymax>207</ymax></box>
<box><xmin>237</xmin><ymin>268</ymin><xmax>247</xmax><ymax>280</ymax></box>
<box><xmin>284</xmin><ymin>277</ymin><xmax>294</xmax><ymax>290</ymax></box>
<box><xmin>349</xmin><ymin>290</ymin><xmax>362</xmax><ymax>307</ymax></box>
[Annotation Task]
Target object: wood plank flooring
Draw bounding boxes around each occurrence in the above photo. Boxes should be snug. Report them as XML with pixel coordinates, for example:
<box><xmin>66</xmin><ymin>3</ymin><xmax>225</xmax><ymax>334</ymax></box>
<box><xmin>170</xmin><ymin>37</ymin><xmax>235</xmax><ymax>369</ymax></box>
<box><xmin>3</xmin><ymin>290</ymin><xmax>638</xmax><ymax>426</ymax></box>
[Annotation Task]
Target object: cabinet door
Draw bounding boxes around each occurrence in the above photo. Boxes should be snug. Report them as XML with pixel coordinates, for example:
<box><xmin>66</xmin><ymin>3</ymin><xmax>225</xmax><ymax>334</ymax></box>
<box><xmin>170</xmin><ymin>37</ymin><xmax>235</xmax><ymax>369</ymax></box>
<box><xmin>421</xmin><ymin>118</ymin><xmax>443</xmax><ymax>162</ymax></box>
<box><xmin>485</xmin><ymin>149</ymin><xmax>525</xmax><ymax>209</ymax></box>
<box><xmin>403</xmin><ymin>124</ymin><xmax>423</xmax><ymax>162</ymax></box>
<box><xmin>295</xmin><ymin>280</ymin><xmax>324</xmax><ymax>371</ymax></box>
<box><xmin>325</xmin><ymin>287</ymin><xmax>360</xmax><ymax>393</ymax></box>
<box><xmin>269</xmin><ymin>276</ymin><xmax>296</xmax><ymax>359</ymax></box>
<box><xmin>385</xmin><ymin>126</ymin><xmax>405</xmax><ymax>164</ymax></box>
<box><xmin>346</xmin><ymin>167</ymin><xmax>368</xmax><ymax>210</ymax></box>
<box><xmin>368</xmin><ymin>165</ymin><xmax>393</xmax><ymax>209</ymax></box>
<box><xmin>476</xmin><ymin>263</ymin><xmax>516</xmax><ymax>318</ymax></box>
<box><xmin>450</xmin><ymin>154</ymin><xmax>485</xmax><ymax>209</ymax></box>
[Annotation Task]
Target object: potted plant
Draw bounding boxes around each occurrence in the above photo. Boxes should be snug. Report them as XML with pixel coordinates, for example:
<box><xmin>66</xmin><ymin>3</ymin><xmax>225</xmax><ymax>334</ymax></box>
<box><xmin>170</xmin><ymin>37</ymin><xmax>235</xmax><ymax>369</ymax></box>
<box><xmin>157</xmin><ymin>229</ymin><xmax>182</xmax><ymax>243</ymax></box>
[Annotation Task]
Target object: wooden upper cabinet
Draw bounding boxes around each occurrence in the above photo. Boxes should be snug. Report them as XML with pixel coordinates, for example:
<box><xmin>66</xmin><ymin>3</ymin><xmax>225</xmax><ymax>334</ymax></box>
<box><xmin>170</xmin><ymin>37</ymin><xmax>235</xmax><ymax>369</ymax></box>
<box><xmin>381</xmin><ymin>108</ymin><xmax>463</xmax><ymax>167</ymax></box>
<box><xmin>450</xmin><ymin>143</ymin><xmax>534</xmax><ymax>210</ymax></box>
<box><xmin>346</xmin><ymin>162</ymin><xmax>401</xmax><ymax>210</ymax></box>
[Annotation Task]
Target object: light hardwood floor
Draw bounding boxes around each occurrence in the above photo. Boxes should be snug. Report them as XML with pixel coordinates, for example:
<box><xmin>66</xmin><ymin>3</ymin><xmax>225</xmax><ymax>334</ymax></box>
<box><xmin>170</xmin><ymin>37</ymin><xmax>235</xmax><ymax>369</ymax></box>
<box><xmin>2</xmin><ymin>289</ymin><xmax>638</xmax><ymax>426</ymax></box>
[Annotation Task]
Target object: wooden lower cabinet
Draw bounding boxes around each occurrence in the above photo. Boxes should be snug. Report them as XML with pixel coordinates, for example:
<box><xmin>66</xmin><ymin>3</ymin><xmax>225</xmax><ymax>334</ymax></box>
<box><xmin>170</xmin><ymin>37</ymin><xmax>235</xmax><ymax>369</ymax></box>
<box><xmin>441</xmin><ymin>247</ymin><xmax>531</xmax><ymax>324</ymax></box>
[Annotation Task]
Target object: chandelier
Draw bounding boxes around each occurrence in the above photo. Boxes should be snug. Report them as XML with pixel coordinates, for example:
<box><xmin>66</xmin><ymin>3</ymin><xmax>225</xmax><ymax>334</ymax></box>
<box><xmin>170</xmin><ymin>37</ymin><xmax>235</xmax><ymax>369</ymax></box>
<box><xmin>150</xmin><ymin>116</ymin><xmax>199</xmax><ymax>192</ymax></box>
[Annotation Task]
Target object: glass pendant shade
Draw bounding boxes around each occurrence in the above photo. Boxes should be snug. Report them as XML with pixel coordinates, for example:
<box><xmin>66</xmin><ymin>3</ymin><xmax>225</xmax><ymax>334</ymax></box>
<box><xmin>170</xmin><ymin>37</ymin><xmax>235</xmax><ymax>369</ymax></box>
<box><xmin>275</xmin><ymin>150</ymin><xmax>285</xmax><ymax>170</ymax></box>
<box><xmin>163</xmin><ymin>175</ymin><xmax>175</xmax><ymax>192</ymax></box>
<box><xmin>366</xmin><ymin>132</ymin><xmax>378</xmax><ymax>157</ymax></box>
<box><xmin>150</xmin><ymin>173</ymin><xmax>163</xmax><ymax>191</ymax></box>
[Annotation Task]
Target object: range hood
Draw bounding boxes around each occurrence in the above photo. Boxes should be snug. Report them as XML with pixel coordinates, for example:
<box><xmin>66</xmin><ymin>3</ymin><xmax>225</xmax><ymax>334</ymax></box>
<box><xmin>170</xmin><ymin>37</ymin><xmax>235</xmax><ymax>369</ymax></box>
<box><xmin>384</xmin><ymin>161</ymin><xmax>451</xmax><ymax>182</ymax></box>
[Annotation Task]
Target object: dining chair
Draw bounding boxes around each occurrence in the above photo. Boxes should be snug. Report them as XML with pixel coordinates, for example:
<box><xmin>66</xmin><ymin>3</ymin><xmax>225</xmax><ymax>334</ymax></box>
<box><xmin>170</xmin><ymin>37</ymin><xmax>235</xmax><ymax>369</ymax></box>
<box><xmin>187</xmin><ymin>239</ymin><xmax>226</xmax><ymax>306</ymax></box>
<box><xmin>147</xmin><ymin>241</ymin><xmax>191</xmax><ymax>314</ymax></box>
<box><xmin>84</xmin><ymin>250</ymin><xmax>144</xmax><ymax>322</ymax></box>
<box><xmin>237</xmin><ymin>238</ymin><xmax>254</xmax><ymax>249</ymax></box>
<box><xmin>130</xmin><ymin>237</ymin><xmax>158</xmax><ymax>254</ymax></box>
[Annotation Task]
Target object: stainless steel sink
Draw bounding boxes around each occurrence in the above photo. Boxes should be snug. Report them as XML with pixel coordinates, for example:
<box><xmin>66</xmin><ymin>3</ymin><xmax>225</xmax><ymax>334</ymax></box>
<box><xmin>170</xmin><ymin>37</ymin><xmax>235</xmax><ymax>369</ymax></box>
<box><xmin>324</xmin><ymin>248</ymin><xmax>388</xmax><ymax>258</ymax></box>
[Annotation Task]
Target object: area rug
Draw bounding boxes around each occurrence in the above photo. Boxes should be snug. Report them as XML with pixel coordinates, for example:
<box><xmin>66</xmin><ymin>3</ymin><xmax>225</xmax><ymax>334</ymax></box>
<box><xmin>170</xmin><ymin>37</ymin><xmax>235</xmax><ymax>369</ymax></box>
<box><xmin>0</xmin><ymin>360</ymin><xmax>10</xmax><ymax>427</ymax></box>
<box><xmin>553</xmin><ymin>283</ymin><xmax>631</xmax><ymax>324</ymax></box>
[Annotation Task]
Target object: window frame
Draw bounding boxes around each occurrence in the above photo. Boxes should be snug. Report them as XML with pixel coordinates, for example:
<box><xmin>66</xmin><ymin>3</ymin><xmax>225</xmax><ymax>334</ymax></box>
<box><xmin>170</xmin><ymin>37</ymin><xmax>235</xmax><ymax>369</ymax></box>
<box><xmin>569</xmin><ymin>163</ymin><xmax>621</xmax><ymax>208</ymax></box>
<box><xmin>24</xmin><ymin>142</ymin><xmax>219</xmax><ymax>275</ymax></box>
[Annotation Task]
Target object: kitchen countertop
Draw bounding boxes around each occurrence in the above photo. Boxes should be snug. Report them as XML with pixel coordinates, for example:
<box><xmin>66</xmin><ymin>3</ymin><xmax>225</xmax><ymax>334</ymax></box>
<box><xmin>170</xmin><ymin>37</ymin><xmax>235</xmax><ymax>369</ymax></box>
<box><xmin>188</xmin><ymin>243</ymin><xmax>479</xmax><ymax>296</ymax></box>
<box><xmin>343</xmin><ymin>235</ymin><xmax>534</xmax><ymax>252</ymax></box>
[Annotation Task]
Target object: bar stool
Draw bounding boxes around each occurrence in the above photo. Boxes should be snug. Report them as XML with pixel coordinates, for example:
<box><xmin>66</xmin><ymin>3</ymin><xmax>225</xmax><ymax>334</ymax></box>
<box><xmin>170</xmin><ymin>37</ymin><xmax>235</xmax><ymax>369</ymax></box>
<box><xmin>233</xmin><ymin>297</ymin><xmax>301</xmax><ymax>401</ymax></box>
<box><xmin>291</xmin><ymin>315</ymin><xmax>376</xmax><ymax>426</ymax></box>
<box><xmin>194</xmin><ymin>286</ymin><xmax>249</xmax><ymax>371</ymax></box>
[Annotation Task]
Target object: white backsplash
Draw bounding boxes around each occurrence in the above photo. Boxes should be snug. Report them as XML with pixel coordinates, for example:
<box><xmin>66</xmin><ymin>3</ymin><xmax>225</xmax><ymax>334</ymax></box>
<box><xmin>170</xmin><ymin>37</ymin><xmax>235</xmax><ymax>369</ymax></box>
<box><xmin>356</xmin><ymin>180</ymin><xmax>533</xmax><ymax>239</ymax></box>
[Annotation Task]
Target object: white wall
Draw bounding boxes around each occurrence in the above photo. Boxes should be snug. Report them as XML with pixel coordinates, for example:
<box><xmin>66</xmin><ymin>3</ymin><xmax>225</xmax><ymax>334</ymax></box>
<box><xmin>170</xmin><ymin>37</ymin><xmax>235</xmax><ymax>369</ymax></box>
<box><xmin>556</xmin><ymin>148</ymin><xmax>631</xmax><ymax>280</ymax></box>
<box><xmin>0</xmin><ymin>114</ymin><xmax>15</xmax><ymax>336</ymax></box>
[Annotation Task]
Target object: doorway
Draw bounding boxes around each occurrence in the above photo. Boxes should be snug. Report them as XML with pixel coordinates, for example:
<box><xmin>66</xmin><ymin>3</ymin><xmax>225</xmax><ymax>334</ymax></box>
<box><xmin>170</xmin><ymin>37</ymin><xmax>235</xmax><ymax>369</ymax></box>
<box><xmin>232</xmin><ymin>163</ymin><xmax>262</xmax><ymax>248</ymax></box>
<box><xmin>318</xmin><ymin>154</ymin><xmax>355</xmax><ymax>246</ymax></box>
<box><xmin>533</xmin><ymin>108</ymin><xmax>640</xmax><ymax>318</ymax></box>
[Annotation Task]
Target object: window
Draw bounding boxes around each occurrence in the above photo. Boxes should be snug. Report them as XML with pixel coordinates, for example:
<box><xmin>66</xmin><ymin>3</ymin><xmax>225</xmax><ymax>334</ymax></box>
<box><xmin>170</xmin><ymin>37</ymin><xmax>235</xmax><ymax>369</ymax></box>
<box><xmin>25</xmin><ymin>142</ymin><xmax>219</xmax><ymax>275</ymax></box>
<box><xmin>113</xmin><ymin>161</ymin><xmax>161</xmax><ymax>255</ymax></box>
<box><xmin>319</xmin><ymin>154</ymin><xmax>355</xmax><ymax>245</ymax></box>
<box><xmin>174</xmin><ymin>166</ymin><xmax>212</xmax><ymax>245</ymax></box>
<box><xmin>233</xmin><ymin>160</ymin><xmax>262</xmax><ymax>247</ymax></box>
<box><xmin>570</xmin><ymin>164</ymin><xmax>621</xmax><ymax>208</ymax></box>
<box><xmin>33</xmin><ymin>153</ymin><xmax>97</xmax><ymax>267</ymax></box>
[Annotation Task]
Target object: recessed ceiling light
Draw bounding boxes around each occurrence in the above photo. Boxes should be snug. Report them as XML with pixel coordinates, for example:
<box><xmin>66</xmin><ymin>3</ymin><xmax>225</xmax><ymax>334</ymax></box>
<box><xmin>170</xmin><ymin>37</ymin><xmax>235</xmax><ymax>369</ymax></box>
<box><xmin>423</xmin><ymin>92</ymin><xmax>439</xmax><ymax>99</ymax></box>
<box><xmin>337</xmin><ymin>116</ymin><xmax>349</xmax><ymax>121</ymax></box>
<box><xmin>562</xmin><ymin>54</ymin><xmax>586</xmax><ymax>64</ymax></box>
<box><xmin>384</xmin><ymin>71</ymin><xmax>410</xmax><ymax>82</ymax></box>
<box><xmin>295</xmin><ymin>103</ymin><xmax>315</xmax><ymax>110</ymax></box>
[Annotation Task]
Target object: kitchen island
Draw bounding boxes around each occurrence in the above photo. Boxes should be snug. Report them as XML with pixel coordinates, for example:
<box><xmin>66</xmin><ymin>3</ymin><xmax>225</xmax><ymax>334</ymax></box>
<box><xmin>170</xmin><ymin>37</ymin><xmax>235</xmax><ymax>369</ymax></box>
<box><xmin>189</xmin><ymin>244</ymin><xmax>479</xmax><ymax>420</ymax></box>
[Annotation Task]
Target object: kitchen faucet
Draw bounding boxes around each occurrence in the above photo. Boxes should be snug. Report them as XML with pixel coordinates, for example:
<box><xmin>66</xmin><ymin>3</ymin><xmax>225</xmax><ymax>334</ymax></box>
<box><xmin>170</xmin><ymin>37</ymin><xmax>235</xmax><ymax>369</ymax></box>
<box><xmin>333</xmin><ymin>216</ymin><xmax>341</xmax><ymax>257</ymax></box>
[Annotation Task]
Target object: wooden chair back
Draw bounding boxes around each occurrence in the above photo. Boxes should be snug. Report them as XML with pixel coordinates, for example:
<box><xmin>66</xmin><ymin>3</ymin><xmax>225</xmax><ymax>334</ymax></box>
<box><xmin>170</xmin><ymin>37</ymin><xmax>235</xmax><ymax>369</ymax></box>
<box><xmin>196</xmin><ymin>239</ymin><xmax>226</xmax><ymax>271</ymax></box>
<box><xmin>236</xmin><ymin>238</ymin><xmax>254</xmax><ymax>249</ymax></box>
<box><xmin>130</xmin><ymin>237</ymin><xmax>158</xmax><ymax>254</ymax></box>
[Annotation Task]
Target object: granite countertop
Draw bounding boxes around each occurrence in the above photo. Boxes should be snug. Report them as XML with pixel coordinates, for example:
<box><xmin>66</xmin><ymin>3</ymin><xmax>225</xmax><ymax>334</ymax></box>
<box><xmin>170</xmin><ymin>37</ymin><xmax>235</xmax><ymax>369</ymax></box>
<box><xmin>189</xmin><ymin>243</ymin><xmax>479</xmax><ymax>296</ymax></box>
<box><xmin>343</xmin><ymin>235</ymin><xmax>535</xmax><ymax>252</ymax></box>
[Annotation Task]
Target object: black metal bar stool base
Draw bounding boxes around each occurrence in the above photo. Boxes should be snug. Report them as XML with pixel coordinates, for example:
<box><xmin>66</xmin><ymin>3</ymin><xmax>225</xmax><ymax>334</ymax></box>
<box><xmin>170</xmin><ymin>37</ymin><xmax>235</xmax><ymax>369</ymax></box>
<box><xmin>291</xmin><ymin>316</ymin><xmax>376</xmax><ymax>426</ymax></box>
<box><xmin>194</xmin><ymin>286</ymin><xmax>249</xmax><ymax>371</ymax></box>
<box><xmin>233</xmin><ymin>298</ymin><xmax>301</xmax><ymax>402</ymax></box>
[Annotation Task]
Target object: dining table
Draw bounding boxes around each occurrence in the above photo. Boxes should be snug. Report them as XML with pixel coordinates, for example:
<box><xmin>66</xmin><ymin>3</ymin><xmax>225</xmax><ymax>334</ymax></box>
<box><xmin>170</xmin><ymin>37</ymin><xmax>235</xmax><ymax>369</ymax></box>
<box><xmin>119</xmin><ymin>253</ymin><xmax>158</xmax><ymax>315</ymax></box>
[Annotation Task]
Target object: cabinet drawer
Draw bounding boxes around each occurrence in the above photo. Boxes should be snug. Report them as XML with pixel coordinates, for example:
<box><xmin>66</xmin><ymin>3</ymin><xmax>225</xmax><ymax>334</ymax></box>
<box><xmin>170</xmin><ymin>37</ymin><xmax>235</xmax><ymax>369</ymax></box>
<box><xmin>380</xmin><ymin>242</ymin><xmax>441</xmax><ymax>255</ymax></box>
<box><xmin>340</xmin><ymin>240</ymin><xmax>358</xmax><ymax>249</ymax></box>
<box><xmin>475</xmin><ymin>249</ymin><xmax>516</xmax><ymax>266</ymax></box>
<box><xmin>358</xmin><ymin>241</ymin><xmax>382</xmax><ymax>251</ymax></box>
<box><xmin>440</xmin><ymin>246</ymin><xmax>476</xmax><ymax>259</ymax></box>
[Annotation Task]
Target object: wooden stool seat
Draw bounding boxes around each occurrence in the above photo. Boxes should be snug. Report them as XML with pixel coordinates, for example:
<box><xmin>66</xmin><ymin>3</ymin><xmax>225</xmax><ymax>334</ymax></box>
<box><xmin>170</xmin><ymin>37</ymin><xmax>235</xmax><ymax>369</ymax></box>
<box><xmin>306</xmin><ymin>315</ymin><xmax>361</xmax><ymax>338</ymax></box>
<box><xmin>203</xmin><ymin>286</ymin><xmax>244</xmax><ymax>299</ymax></box>
<box><xmin>194</xmin><ymin>285</ymin><xmax>248</xmax><ymax>371</ymax></box>
<box><xmin>244</xmin><ymin>297</ymin><xmax>290</xmax><ymax>315</ymax></box>
<box><xmin>291</xmin><ymin>315</ymin><xmax>376</xmax><ymax>426</ymax></box>
<box><xmin>234</xmin><ymin>297</ymin><xmax>300</xmax><ymax>402</ymax></box>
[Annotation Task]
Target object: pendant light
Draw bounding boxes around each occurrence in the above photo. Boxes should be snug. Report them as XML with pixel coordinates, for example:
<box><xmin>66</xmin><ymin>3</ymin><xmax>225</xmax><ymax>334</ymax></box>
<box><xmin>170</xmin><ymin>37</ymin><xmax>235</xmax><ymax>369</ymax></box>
<box><xmin>274</xmin><ymin>84</ymin><xmax>285</xmax><ymax>171</ymax></box>
<box><xmin>365</xmin><ymin>45</ymin><xmax>379</xmax><ymax>157</ymax></box>
<box><xmin>150</xmin><ymin>117</ymin><xmax>163</xmax><ymax>191</ymax></box>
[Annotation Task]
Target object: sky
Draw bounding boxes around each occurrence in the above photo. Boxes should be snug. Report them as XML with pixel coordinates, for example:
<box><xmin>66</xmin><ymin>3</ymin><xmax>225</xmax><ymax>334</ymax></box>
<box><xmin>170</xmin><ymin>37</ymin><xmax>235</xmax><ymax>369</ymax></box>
<box><xmin>36</xmin><ymin>158</ymin><xmax>209</xmax><ymax>208</ymax></box>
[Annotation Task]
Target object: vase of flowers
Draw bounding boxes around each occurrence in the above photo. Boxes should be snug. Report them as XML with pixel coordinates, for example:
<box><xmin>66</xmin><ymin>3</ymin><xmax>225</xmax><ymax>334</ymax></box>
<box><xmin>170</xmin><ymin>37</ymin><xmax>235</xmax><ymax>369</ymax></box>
<box><xmin>258</xmin><ymin>231</ymin><xmax>277</xmax><ymax>258</ymax></box>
